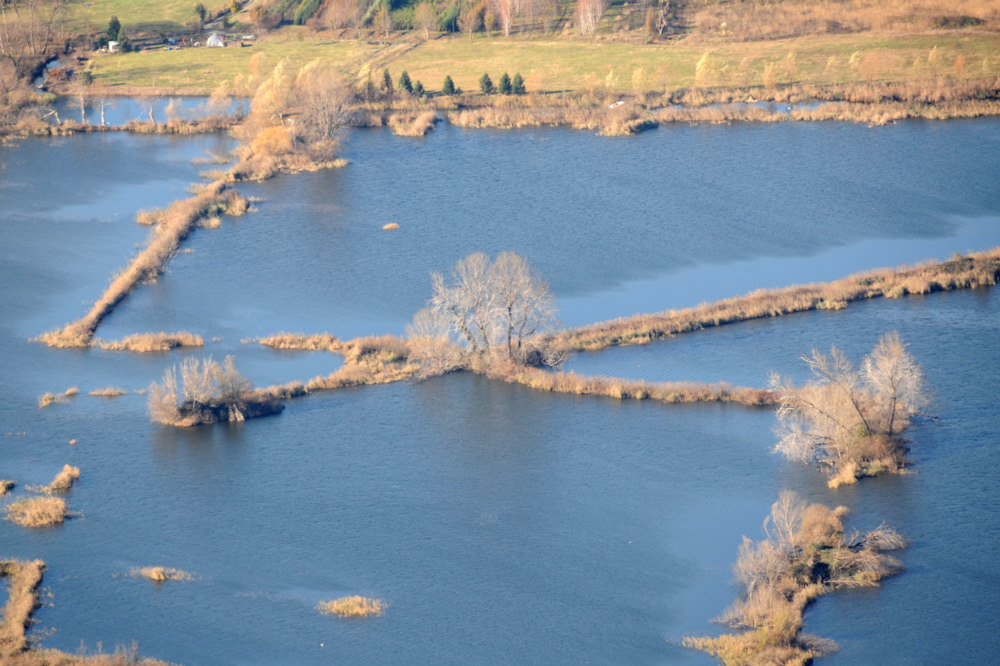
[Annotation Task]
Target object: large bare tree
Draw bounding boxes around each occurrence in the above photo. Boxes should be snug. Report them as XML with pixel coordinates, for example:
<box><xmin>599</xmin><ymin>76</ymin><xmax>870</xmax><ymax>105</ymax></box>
<box><xmin>411</xmin><ymin>251</ymin><xmax>560</xmax><ymax>365</ymax></box>
<box><xmin>0</xmin><ymin>0</ymin><xmax>67</xmax><ymax>79</ymax></box>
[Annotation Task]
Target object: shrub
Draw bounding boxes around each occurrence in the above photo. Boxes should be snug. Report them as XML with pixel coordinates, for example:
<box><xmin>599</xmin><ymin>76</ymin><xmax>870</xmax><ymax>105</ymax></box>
<box><xmin>317</xmin><ymin>596</ymin><xmax>386</xmax><ymax>618</ymax></box>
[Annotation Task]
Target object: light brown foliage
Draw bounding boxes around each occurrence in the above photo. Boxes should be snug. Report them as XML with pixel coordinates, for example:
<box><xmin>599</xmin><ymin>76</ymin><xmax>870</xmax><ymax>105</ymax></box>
<box><xmin>317</xmin><ymin>595</ymin><xmax>386</xmax><ymax>618</ymax></box>
<box><xmin>98</xmin><ymin>331</ymin><xmax>204</xmax><ymax>353</ymax></box>
<box><xmin>131</xmin><ymin>567</ymin><xmax>194</xmax><ymax>583</ymax></box>
<box><xmin>686</xmin><ymin>491</ymin><xmax>905</xmax><ymax>664</ymax></box>
<box><xmin>46</xmin><ymin>464</ymin><xmax>79</xmax><ymax>492</ymax></box>
<box><xmin>4</xmin><ymin>496</ymin><xmax>68</xmax><ymax>527</ymax></box>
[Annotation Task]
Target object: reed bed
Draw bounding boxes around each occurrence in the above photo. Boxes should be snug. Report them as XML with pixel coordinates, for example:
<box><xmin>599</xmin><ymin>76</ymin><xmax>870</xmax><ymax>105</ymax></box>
<box><xmin>685</xmin><ymin>492</ymin><xmax>906</xmax><ymax>663</ymax></box>
<box><xmin>389</xmin><ymin>110</ymin><xmax>438</xmax><ymax>136</ymax></box>
<box><xmin>0</xmin><ymin>480</ymin><xmax>13</xmax><ymax>496</ymax></box>
<box><xmin>0</xmin><ymin>559</ymin><xmax>45</xmax><ymax>658</ymax></box>
<box><xmin>130</xmin><ymin>567</ymin><xmax>194</xmax><ymax>583</ymax></box>
<box><xmin>255</xmin><ymin>332</ymin><xmax>342</xmax><ymax>352</ymax></box>
<box><xmin>482</xmin><ymin>360</ymin><xmax>776</xmax><ymax>407</ymax></box>
<box><xmin>317</xmin><ymin>596</ymin><xmax>386</xmax><ymax>618</ymax></box>
<box><xmin>38</xmin><ymin>180</ymin><xmax>244</xmax><ymax>348</ymax></box>
<box><xmin>3</xmin><ymin>496</ymin><xmax>69</xmax><ymax>528</ymax></box>
<box><xmin>98</xmin><ymin>331</ymin><xmax>204</xmax><ymax>352</ymax></box>
<box><xmin>88</xmin><ymin>387</ymin><xmax>127</xmax><ymax>398</ymax></box>
<box><xmin>554</xmin><ymin>248</ymin><xmax>1000</xmax><ymax>352</ymax></box>
<box><xmin>46</xmin><ymin>465</ymin><xmax>80</xmax><ymax>493</ymax></box>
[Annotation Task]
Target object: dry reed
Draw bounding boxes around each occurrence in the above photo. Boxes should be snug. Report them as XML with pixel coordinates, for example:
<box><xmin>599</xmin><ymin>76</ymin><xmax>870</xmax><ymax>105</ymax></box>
<box><xmin>0</xmin><ymin>559</ymin><xmax>45</xmax><ymax>658</ymax></box>
<box><xmin>317</xmin><ymin>596</ymin><xmax>386</xmax><ymax>618</ymax></box>
<box><xmin>0</xmin><ymin>480</ymin><xmax>13</xmax><ymax>496</ymax></box>
<box><xmin>554</xmin><ymin>248</ymin><xmax>1000</xmax><ymax>352</ymax></box>
<box><xmin>130</xmin><ymin>567</ymin><xmax>194</xmax><ymax>583</ymax></box>
<box><xmin>46</xmin><ymin>465</ymin><xmax>80</xmax><ymax>492</ymax></box>
<box><xmin>88</xmin><ymin>387</ymin><xmax>126</xmax><ymax>398</ymax></box>
<box><xmin>98</xmin><ymin>331</ymin><xmax>205</xmax><ymax>352</ymax></box>
<box><xmin>3</xmin><ymin>496</ymin><xmax>69</xmax><ymax>527</ymax></box>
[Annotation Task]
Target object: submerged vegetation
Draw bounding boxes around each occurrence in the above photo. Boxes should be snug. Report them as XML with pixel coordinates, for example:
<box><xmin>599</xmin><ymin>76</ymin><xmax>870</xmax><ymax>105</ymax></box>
<box><xmin>148</xmin><ymin>355</ymin><xmax>283</xmax><ymax>426</ymax></box>
<box><xmin>685</xmin><ymin>491</ymin><xmax>906</xmax><ymax>664</ymax></box>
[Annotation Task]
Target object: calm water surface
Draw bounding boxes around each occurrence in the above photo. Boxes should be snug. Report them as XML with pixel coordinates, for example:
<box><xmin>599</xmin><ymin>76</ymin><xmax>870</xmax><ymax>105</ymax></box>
<box><xmin>0</xmin><ymin>119</ymin><xmax>998</xmax><ymax>664</ymax></box>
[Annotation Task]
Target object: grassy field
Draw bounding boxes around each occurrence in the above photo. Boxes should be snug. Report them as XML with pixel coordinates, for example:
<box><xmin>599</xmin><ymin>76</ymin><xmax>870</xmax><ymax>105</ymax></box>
<box><xmin>66</xmin><ymin>0</ymin><xmax>236</xmax><ymax>36</ymax></box>
<box><xmin>82</xmin><ymin>28</ymin><xmax>1000</xmax><ymax>95</ymax></box>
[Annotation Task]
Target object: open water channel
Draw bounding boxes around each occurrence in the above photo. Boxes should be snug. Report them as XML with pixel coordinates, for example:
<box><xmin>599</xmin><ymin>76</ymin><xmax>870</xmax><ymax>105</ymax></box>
<box><xmin>1</xmin><ymin>118</ymin><xmax>998</xmax><ymax>664</ymax></box>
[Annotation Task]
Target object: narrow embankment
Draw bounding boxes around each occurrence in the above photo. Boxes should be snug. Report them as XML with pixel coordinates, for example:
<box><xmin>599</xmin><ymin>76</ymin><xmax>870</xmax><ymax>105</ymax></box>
<box><xmin>553</xmin><ymin>248</ymin><xmax>1000</xmax><ymax>352</ymax></box>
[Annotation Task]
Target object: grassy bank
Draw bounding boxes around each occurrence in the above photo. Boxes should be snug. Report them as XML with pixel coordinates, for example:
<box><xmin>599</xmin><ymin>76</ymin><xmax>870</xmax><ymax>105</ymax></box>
<box><xmin>553</xmin><ymin>248</ymin><xmax>1000</xmax><ymax>352</ymax></box>
<box><xmin>38</xmin><ymin>181</ymin><xmax>248</xmax><ymax>348</ymax></box>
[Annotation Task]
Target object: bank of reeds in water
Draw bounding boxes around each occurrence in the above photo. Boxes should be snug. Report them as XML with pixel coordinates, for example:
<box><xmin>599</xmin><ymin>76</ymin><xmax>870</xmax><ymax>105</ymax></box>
<box><xmin>685</xmin><ymin>491</ymin><xmax>906</xmax><ymax>664</ymax></box>
<box><xmin>317</xmin><ymin>596</ymin><xmax>386</xmax><ymax>618</ymax></box>
<box><xmin>3</xmin><ymin>496</ymin><xmax>70</xmax><ymax>527</ymax></box>
<box><xmin>45</xmin><ymin>464</ymin><xmax>80</xmax><ymax>493</ymax></box>
<box><xmin>554</xmin><ymin>248</ymin><xmax>1000</xmax><ymax>352</ymax></box>
<box><xmin>0</xmin><ymin>480</ymin><xmax>13</xmax><ymax>496</ymax></box>
<box><xmin>0</xmin><ymin>559</ymin><xmax>45</xmax><ymax>658</ymax></box>
<box><xmin>389</xmin><ymin>110</ymin><xmax>438</xmax><ymax>136</ymax></box>
<box><xmin>255</xmin><ymin>332</ymin><xmax>342</xmax><ymax>352</ymax></box>
<box><xmin>130</xmin><ymin>567</ymin><xmax>194</xmax><ymax>583</ymax></box>
<box><xmin>98</xmin><ymin>331</ymin><xmax>204</xmax><ymax>353</ymax></box>
<box><xmin>38</xmin><ymin>182</ymin><xmax>249</xmax><ymax>348</ymax></box>
<box><xmin>88</xmin><ymin>387</ymin><xmax>126</xmax><ymax>398</ymax></box>
<box><xmin>38</xmin><ymin>387</ymin><xmax>79</xmax><ymax>408</ymax></box>
<box><xmin>481</xmin><ymin>360</ymin><xmax>775</xmax><ymax>406</ymax></box>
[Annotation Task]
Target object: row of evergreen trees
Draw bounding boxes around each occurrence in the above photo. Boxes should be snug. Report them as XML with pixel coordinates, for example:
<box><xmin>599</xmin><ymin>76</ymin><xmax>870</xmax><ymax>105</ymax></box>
<box><xmin>376</xmin><ymin>68</ymin><xmax>527</xmax><ymax>98</ymax></box>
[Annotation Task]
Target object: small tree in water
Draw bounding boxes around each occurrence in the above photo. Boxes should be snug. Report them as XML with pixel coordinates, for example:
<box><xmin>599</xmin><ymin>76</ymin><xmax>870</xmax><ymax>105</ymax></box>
<box><xmin>770</xmin><ymin>331</ymin><xmax>929</xmax><ymax>487</ymax></box>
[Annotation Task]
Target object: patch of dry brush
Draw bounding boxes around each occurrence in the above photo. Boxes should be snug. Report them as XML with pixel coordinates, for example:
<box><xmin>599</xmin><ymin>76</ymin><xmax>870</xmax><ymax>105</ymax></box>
<box><xmin>685</xmin><ymin>491</ymin><xmax>906</xmax><ymax>664</ymax></box>
<box><xmin>554</xmin><ymin>248</ymin><xmax>1000</xmax><ymax>352</ymax></box>
<box><xmin>98</xmin><ymin>331</ymin><xmax>204</xmax><ymax>353</ymax></box>
<box><xmin>130</xmin><ymin>567</ymin><xmax>194</xmax><ymax>583</ymax></box>
<box><xmin>317</xmin><ymin>596</ymin><xmax>386</xmax><ymax>618</ymax></box>
<box><xmin>3</xmin><ymin>496</ymin><xmax>69</xmax><ymax>527</ymax></box>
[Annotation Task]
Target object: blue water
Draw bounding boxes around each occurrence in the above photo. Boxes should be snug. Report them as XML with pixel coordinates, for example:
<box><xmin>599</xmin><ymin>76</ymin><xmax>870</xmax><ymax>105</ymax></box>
<box><xmin>0</xmin><ymin>119</ymin><xmax>998</xmax><ymax>664</ymax></box>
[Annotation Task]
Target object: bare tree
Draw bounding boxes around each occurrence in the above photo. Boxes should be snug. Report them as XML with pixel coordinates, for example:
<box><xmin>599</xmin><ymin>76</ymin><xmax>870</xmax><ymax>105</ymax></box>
<box><xmin>292</xmin><ymin>60</ymin><xmax>352</xmax><ymax>159</ymax></box>
<box><xmin>770</xmin><ymin>332</ymin><xmax>929</xmax><ymax>485</ymax></box>
<box><xmin>0</xmin><ymin>0</ymin><xmax>68</xmax><ymax>80</ymax></box>
<box><xmin>575</xmin><ymin>0</ymin><xmax>607</xmax><ymax>36</ymax></box>
<box><xmin>414</xmin><ymin>1</ymin><xmax>437</xmax><ymax>39</ymax></box>
<box><xmin>458</xmin><ymin>2</ymin><xmax>482</xmax><ymax>36</ymax></box>
<box><xmin>413</xmin><ymin>251</ymin><xmax>559</xmax><ymax>365</ymax></box>
<box><xmin>490</xmin><ymin>0</ymin><xmax>515</xmax><ymax>36</ymax></box>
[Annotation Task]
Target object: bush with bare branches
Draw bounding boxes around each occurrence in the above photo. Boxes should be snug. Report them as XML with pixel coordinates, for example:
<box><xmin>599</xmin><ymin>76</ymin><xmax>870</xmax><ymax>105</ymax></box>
<box><xmin>770</xmin><ymin>331</ymin><xmax>929</xmax><ymax>487</ymax></box>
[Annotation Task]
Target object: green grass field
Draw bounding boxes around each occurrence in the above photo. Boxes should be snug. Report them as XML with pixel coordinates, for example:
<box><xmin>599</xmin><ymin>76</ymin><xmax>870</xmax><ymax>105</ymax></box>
<box><xmin>84</xmin><ymin>27</ymin><xmax>1000</xmax><ymax>96</ymax></box>
<box><xmin>67</xmin><ymin>0</ymin><xmax>237</xmax><ymax>35</ymax></box>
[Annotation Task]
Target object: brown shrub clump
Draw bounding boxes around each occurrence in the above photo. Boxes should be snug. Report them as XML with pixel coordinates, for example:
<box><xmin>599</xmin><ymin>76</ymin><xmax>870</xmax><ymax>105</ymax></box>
<box><xmin>317</xmin><ymin>596</ymin><xmax>386</xmax><ymax>618</ymax></box>
<box><xmin>685</xmin><ymin>491</ymin><xmax>905</xmax><ymax>664</ymax></box>
<box><xmin>4</xmin><ymin>496</ymin><xmax>69</xmax><ymax>527</ymax></box>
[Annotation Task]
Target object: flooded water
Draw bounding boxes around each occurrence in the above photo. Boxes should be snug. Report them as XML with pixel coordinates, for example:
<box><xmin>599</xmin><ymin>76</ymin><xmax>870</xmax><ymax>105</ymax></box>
<box><xmin>0</xmin><ymin>118</ymin><xmax>998</xmax><ymax>664</ymax></box>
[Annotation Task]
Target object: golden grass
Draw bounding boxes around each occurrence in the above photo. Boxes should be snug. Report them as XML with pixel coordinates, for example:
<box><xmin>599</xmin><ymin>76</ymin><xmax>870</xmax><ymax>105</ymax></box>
<box><xmin>553</xmin><ymin>248</ymin><xmax>1000</xmax><ymax>352</ymax></box>
<box><xmin>685</xmin><ymin>492</ymin><xmax>905</xmax><ymax>664</ymax></box>
<box><xmin>37</xmin><ymin>392</ymin><xmax>60</xmax><ymax>409</ymax></box>
<box><xmin>130</xmin><ymin>567</ymin><xmax>194</xmax><ymax>583</ymax></box>
<box><xmin>389</xmin><ymin>110</ymin><xmax>438</xmax><ymax>136</ymax></box>
<box><xmin>38</xmin><ymin>181</ymin><xmax>245</xmax><ymax>348</ymax></box>
<box><xmin>46</xmin><ymin>465</ymin><xmax>81</xmax><ymax>493</ymax></box>
<box><xmin>0</xmin><ymin>559</ymin><xmax>45</xmax><ymax>658</ymax></box>
<box><xmin>482</xmin><ymin>359</ymin><xmax>776</xmax><ymax>407</ymax></box>
<box><xmin>64</xmin><ymin>387</ymin><xmax>80</xmax><ymax>398</ymax></box>
<box><xmin>3</xmin><ymin>496</ymin><xmax>69</xmax><ymax>528</ymax></box>
<box><xmin>0</xmin><ymin>480</ymin><xmax>13</xmax><ymax>496</ymax></box>
<box><xmin>88</xmin><ymin>387</ymin><xmax>127</xmax><ymax>398</ymax></box>
<box><xmin>382</xmin><ymin>222</ymin><xmax>401</xmax><ymax>230</ymax></box>
<box><xmin>317</xmin><ymin>596</ymin><xmax>386</xmax><ymax>618</ymax></box>
<box><xmin>98</xmin><ymin>331</ymin><xmax>205</xmax><ymax>352</ymax></box>
<box><xmin>255</xmin><ymin>332</ymin><xmax>342</xmax><ymax>352</ymax></box>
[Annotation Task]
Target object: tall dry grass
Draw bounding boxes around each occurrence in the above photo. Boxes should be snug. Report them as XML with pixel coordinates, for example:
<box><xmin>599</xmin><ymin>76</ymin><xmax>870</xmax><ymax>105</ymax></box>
<box><xmin>317</xmin><ymin>596</ymin><xmax>386</xmax><ymax>618</ymax></box>
<box><xmin>98</xmin><ymin>332</ymin><xmax>205</xmax><ymax>353</ymax></box>
<box><xmin>0</xmin><ymin>480</ymin><xmax>13</xmax><ymax>496</ymax></box>
<box><xmin>3</xmin><ymin>496</ymin><xmax>69</xmax><ymax>527</ymax></box>
<box><xmin>38</xmin><ymin>182</ymin><xmax>248</xmax><ymax>348</ymax></box>
<box><xmin>481</xmin><ymin>359</ymin><xmax>776</xmax><ymax>407</ymax></box>
<box><xmin>46</xmin><ymin>465</ymin><xmax>80</xmax><ymax>493</ymax></box>
<box><xmin>130</xmin><ymin>567</ymin><xmax>194</xmax><ymax>583</ymax></box>
<box><xmin>685</xmin><ymin>491</ymin><xmax>906</xmax><ymax>663</ymax></box>
<box><xmin>554</xmin><ymin>248</ymin><xmax>1000</xmax><ymax>352</ymax></box>
<box><xmin>0</xmin><ymin>559</ymin><xmax>45</xmax><ymax>658</ymax></box>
